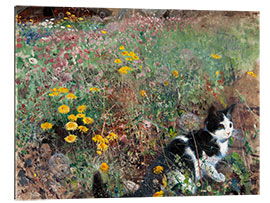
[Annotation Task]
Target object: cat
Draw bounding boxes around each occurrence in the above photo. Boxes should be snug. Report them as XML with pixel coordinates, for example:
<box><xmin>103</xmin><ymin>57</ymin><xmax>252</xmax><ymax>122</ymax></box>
<box><xmin>93</xmin><ymin>104</ymin><xmax>236</xmax><ymax>197</ymax></box>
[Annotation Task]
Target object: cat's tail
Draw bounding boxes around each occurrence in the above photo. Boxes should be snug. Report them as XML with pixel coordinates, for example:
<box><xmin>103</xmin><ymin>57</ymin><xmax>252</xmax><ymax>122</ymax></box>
<box><xmin>92</xmin><ymin>171</ymin><xmax>110</xmax><ymax>198</ymax></box>
<box><xmin>92</xmin><ymin>171</ymin><xmax>139</xmax><ymax>198</ymax></box>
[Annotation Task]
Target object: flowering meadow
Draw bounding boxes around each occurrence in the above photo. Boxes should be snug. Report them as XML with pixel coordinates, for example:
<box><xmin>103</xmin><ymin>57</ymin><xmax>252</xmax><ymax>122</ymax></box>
<box><xmin>15</xmin><ymin>9</ymin><xmax>259</xmax><ymax>199</ymax></box>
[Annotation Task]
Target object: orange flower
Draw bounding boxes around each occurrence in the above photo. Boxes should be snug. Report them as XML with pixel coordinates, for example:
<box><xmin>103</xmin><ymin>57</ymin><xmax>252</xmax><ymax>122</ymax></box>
<box><xmin>153</xmin><ymin>190</ymin><xmax>164</xmax><ymax>197</ymax></box>
<box><xmin>99</xmin><ymin>163</ymin><xmax>109</xmax><ymax>173</ymax></box>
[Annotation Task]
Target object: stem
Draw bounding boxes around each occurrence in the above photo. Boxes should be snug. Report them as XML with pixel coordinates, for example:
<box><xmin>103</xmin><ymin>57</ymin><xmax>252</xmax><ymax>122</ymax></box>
<box><xmin>191</xmin><ymin>131</ymin><xmax>204</xmax><ymax>192</ymax></box>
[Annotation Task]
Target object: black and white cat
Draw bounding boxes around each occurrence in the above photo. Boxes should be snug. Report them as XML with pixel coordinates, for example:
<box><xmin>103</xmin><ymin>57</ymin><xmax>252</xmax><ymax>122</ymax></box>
<box><xmin>93</xmin><ymin>104</ymin><xmax>236</xmax><ymax>197</ymax></box>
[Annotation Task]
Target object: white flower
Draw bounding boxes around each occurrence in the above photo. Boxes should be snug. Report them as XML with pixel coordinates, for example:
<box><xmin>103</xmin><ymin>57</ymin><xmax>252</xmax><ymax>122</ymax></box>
<box><xmin>60</xmin><ymin>26</ymin><xmax>65</xmax><ymax>29</ymax></box>
<box><xmin>28</xmin><ymin>57</ymin><xmax>38</xmax><ymax>64</ymax></box>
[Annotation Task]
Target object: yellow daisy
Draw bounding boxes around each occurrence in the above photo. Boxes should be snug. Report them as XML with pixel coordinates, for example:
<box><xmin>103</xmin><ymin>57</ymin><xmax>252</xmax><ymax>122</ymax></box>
<box><xmin>99</xmin><ymin>163</ymin><xmax>109</xmax><ymax>173</ymax></box>
<box><xmin>83</xmin><ymin>117</ymin><xmax>94</xmax><ymax>125</ymax></box>
<box><xmin>58</xmin><ymin>87</ymin><xmax>69</xmax><ymax>93</ymax></box>
<box><xmin>153</xmin><ymin>190</ymin><xmax>164</xmax><ymax>197</ymax></box>
<box><xmin>140</xmin><ymin>90</ymin><xmax>147</xmax><ymax>97</ymax></box>
<box><xmin>89</xmin><ymin>87</ymin><xmax>100</xmax><ymax>92</ymax></box>
<box><xmin>114</xmin><ymin>59</ymin><xmax>122</xmax><ymax>63</ymax></box>
<box><xmin>106</xmin><ymin>132</ymin><xmax>118</xmax><ymax>141</ymax></box>
<box><xmin>65</xmin><ymin>121</ymin><xmax>78</xmax><ymax>131</ymax></box>
<box><xmin>66</xmin><ymin>93</ymin><xmax>77</xmax><ymax>99</ymax></box>
<box><xmin>77</xmin><ymin>105</ymin><xmax>87</xmax><ymax>113</ymax></box>
<box><xmin>64</xmin><ymin>134</ymin><xmax>77</xmax><ymax>143</ymax></box>
<box><xmin>78</xmin><ymin>125</ymin><xmax>89</xmax><ymax>133</ymax></box>
<box><xmin>97</xmin><ymin>142</ymin><xmax>108</xmax><ymax>152</ymax></box>
<box><xmin>41</xmin><ymin>122</ymin><xmax>53</xmax><ymax>131</ymax></box>
<box><xmin>172</xmin><ymin>70</ymin><xmax>179</xmax><ymax>78</ymax></box>
<box><xmin>68</xmin><ymin>114</ymin><xmax>77</xmax><ymax>121</ymax></box>
<box><xmin>76</xmin><ymin>113</ymin><xmax>86</xmax><ymax>118</ymax></box>
<box><xmin>92</xmin><ymin>135</ymin><xmax>104</xmax><ymax>143</ymax></box>
<box><xmin>153</xmin><ymin>165</ymin><xmax>164</xmax><ymax>174</ymax></box>
<box><xmin>211</xmin><ymin>54</ymin><xmax>222</xmax><ymax>59</ymax></box>
<box><xmin>119</xmin><ymin>45</ymin><xmax>125</xmax><ymax>50</ymax></box>
<box><xmin>58</xmin><ymin>104</ymin><xmax>70</xmax><ymax>114</ymax></box>
<box><xmin>122</xmin><ymin>51</ymin><xmax>128</xmax><ymax>56</ymax></box>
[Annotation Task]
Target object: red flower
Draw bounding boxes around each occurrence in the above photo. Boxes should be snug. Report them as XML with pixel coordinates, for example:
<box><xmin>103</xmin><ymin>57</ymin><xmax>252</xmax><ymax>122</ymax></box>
<box><xmin>16</xmin><ymin>43</ymin><xmax>22</xmax><ymax>48</ymax></box>
<box><xmin>84</xmin><ymin>49</ymin><xmax>90</xmax><ymax>54</ymax></box>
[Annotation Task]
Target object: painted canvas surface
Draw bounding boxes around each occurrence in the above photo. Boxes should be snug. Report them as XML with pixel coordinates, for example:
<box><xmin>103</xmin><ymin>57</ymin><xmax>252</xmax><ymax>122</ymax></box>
<box><xmin>15</xmin><ymin>6</ymin><xmax>259</xmax><ymax>200</ymax></box>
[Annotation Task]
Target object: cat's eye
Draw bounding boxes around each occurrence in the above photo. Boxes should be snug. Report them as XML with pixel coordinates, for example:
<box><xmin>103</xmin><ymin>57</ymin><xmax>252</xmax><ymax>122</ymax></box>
<box><xmin>218</xmin><ymin>124</ymin><xmax>225</xmax><ymax>129</ymax></box>
<box><xmin>229</xmin><ymin>123</ymin><xmax>233</xmax><ymax>128</ymax></box>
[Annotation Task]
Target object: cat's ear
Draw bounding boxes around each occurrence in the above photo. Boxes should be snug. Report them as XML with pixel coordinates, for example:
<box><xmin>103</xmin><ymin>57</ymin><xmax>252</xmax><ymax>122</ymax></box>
<box><xmin>224</xmin><ymin>104</ymin><xmax>236</xmax><ymax>117</ymax></box>
<box><xmin>208</xmin><ymin>106</ymin><xmax>217</xmax><ymax>116</ymax></box>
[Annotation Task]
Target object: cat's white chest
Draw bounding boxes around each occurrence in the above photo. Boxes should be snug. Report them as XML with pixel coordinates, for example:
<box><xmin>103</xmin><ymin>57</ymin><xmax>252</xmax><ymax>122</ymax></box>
<box><xmin>218</xmin><ymin>140</ymin><xmax>229</xmax><ymax>157</ymax></box>
<box><xmin>203</xmin><ymin>140</ymin><xmax>229</xmax><ymax>166</ymax></box>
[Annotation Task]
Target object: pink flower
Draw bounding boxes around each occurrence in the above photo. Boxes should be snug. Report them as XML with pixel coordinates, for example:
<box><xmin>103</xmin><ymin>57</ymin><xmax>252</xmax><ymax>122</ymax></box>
<box><xmin>41</xmin><ymin>67</ymin><xmax>47</xmax><ymax>72</ymax></box>
<box><xmin>64</xmin><ymin>53</ymin><xmax>70</xmax><ymax>59</ymax></box>
<box><xmin>84</xmin><ymin>49</ymin><xmax>90</xmax><ymax>54</ymax></box>
<box><xmin>78</xmin><ymin>58</ymin><xmax>83</xmax><ymax>64</ymax></box>
<box><xmin>38</xmin><ymin>54</ymin><xmax>43</xmax><ymax>60</ymax></box>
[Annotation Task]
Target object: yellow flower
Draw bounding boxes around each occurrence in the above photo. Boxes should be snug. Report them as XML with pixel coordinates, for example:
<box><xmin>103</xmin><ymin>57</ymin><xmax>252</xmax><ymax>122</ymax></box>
<box><xmin>106</xmin><ymin>132</ymin><xmax>118</xmax><ymax>141</ymax></box>
<box><xmin>126</xmin><ymin>57</ymin><xmax>133</xmax><ymax>61</ymax></box>
<box><xmin>99</xmin><ymin>163</ymin><xmax>109</xmax><ymax>173</ymax></box>
<box><xmin>78</xmin><ymin>17</ymin><xmax>84</xmax><ymax>21</ymax></box>
<box><xmin>64</xmin><ymin>134</ymin><xmax>77</xmax><ymax>143</ymax></box>
<box><xmin>122</xmin><ymin>51</ymin><xmax>128</xmax><ymax>56</ymax></box>
<box><xmin>119</xmin><ymin>46</ymin><xmax>125</xmax><ymax>50</ymax></box>
<box><xmin>247</xmin><ymin>71</ymin><xmax>257</xmax><ymax>78</ymax></box>
<box><xmin>71</xmin><ymin>14</ymin><xmax>75</xmax><ymax>18</ymax></box>
<box><xmin>65</xmin><ymin>121</ymin><xmax>78</xmax><ymax>131</ymax></box>
<box><xmin>64</xmin><ymin>17</ymin><xmax>68</xmax><ymax>20</ymax></box>
<box><xmin>78</xmin><ymin>125</ymin><xmax>89</xmax><ymax>133</ymax></box>
<box><xmin>114</xmin><ymin>59</ymin><xmax>122</xmax><ymax>63</ymax></box>
<box><xmin>140</xmin><ymin>90</ymin><xmax>146</xmax><ymax>97</ymax></box>
<box><xmin>98</xmin><ymin>142</ymin><xmax>109</xmax><ymax>152</ymax></box>
<box><xmin>90</xmin><ymin>87</ymin><xmax>100</xmax><ymax>92</ymax></box>
<box><xmin>66</xmin><ymin>93</ymin><xmax>77</xmax><ymax>99</ymax></box>
<box><xmin>83</xmin><ymin>117</ymin><xmax>94</xmax><ymax>125</ymax></box>
<box><xmin>101</xmin><ymin>30</ymin><xmax>107</xmax><ymax>34</ymax></box>
<box><xmin>97</xmin><ymin>151</ymin><xmax>102</xmax><ymax>155</ymax></box>
<box><xmin>58</xmin><ymin>87</ymin><xmax>69</xmax><ymax>93</ymax></box>
<box><xmin>132</xmin><ymin>55</ymin><xmax>139</xmax><ymax>60</ymax></box>
<box><xmin>49</xmin><ymin>92</ymin><xmax>59</xmax><ymax>97</ymax></box>
<box><xmin>58</xmin><ymin>104</ymin><xmax>70</xmax><ymax>114</ymax></box>
<box><xmin>216</xmin><ymin>71</ymin><xmax>220</xmax><ymax>75</ymax></box>
<box><xmin>118</xmin><ymin>66</ymin><xmax>133</xmax><ymax>75</ymax></box>
<box><xmin>77</xmin><ymin>105</ymin><xmax>87</xmax><ymax>113</ymax></box>
<box><xmin>92</xmin><ymin>135</ymin><xmax>104</xmax><ymax>143</ymax></box>
<box><xmin>68</xmin><ymin>114</ymin><xmax>77</xmax><ymax>121</ymax></box>
<box><xmin>164</xmin><ymin>81</ymin><xmax>169</xmax><ymax>86</ymax></box>
<box><xmin>128</xmin><ymin>52</ymin><xmax>135</xmax><ymax>56</ymax></box>
<box><xmin>66</xmin><ymin>11</ymin><xmax>71</xmax><ymax>15</ymax></box>
<box><xmin>162</xmin><ymin>175</ymin><xmax>167</xmax><ymax>188</ymax></box>
<box><xmin>153</xmin><ymin>166</ymin><xmax>164</xmax><ymax>174</ymax></box>
<box><xmin>76</xmin><ymin>113</ymin><xmax>86</xmax><ymax>118</ymax></box>
<box><xmin>172</xmin><ymin>70</ymin><xmax>179</xmax><ymax>78</ymax></box>
<box><xmin>153</xmin><ymin>190</ymin><xmax>164</xmax><ymax>197</ymax></box>
<box><xmin>211</xmin><ymin>54</ymin><xmax>222</xmax><ymax>59</ymax></box>
<box><xmin>67</xmin><ymin>25</ymin><xmax>72</xmax><ymax>28</ymax></box>
<box><xmin>41</xmin><ymin>122</ymin><xmax>53</xmax><ymax>131</ymax></box>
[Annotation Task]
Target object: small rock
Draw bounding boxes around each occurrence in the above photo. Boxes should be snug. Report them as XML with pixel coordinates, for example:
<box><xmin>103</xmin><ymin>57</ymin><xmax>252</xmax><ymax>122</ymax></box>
<box><xmin>24</xmin><ymin>158</ymin><xmax>32</xmax><ymax>168</ymax></box>
<box><xmin>178</xmin><ymin>112</ymin><xmax>200</xmax><ymax>132</ymax></box>
<box><xmin>19</xmin><ymin>177</ymin><xmax>28</xmax><ymax>186</ymax></box>
<box><xmin>18</xmin><ymin>169</ymin><xmax>26</xmax><ymax>177</ymax></box>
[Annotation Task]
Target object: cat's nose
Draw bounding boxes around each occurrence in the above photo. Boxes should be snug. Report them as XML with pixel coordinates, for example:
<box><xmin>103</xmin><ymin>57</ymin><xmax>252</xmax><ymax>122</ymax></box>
<box><xmin>227</xmin><ymin>132</ymin><xmax>230</xmax><ymax>135</ymax></box>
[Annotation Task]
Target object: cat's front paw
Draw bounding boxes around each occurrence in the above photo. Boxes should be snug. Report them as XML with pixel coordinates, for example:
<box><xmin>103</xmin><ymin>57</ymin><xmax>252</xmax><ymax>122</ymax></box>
<box><xmin>217</xmin><ymin>173</ymin><xmax>225</xmax><ymax>182</ymax></box>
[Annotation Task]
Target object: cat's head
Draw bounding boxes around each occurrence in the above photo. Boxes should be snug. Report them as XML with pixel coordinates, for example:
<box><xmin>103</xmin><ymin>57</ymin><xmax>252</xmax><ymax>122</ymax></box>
<box><xmin>204</xmin><ymin>104</ymin><xmax>236</xmax><ymax>141</ymax></box>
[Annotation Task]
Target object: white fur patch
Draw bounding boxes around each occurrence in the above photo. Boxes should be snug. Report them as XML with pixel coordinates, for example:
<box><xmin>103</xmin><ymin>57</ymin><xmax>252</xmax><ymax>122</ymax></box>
<box><xmin>175</xmin><ymin>135</ymin><xmax>189</xmax><ymax>142</ymax></box>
